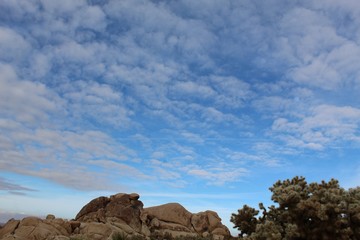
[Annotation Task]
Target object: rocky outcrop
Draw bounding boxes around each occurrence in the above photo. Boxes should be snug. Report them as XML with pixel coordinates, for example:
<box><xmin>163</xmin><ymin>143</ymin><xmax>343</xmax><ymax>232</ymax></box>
<box><xmin>191</xmin><ymin>211</ymin><xmax>229</xmax><ymax>235</ymax></box>
<box><xmin>143</xmin><ymin>203</ymin><xmax>230</xmax><ymax>239</ymax></box>
<box><xmin>0</xmin><ymin>216</ymin><xmax>73</xmax><ymax>240</ymax></box>
<box><xmin>75</xmin><ymin>193</ymin><xmax>143</xmax><ymax>232</ymax></box>
<box><xmin>0</xmin><ymin>193</ymin><xmax>231</xmax><ymax>240</ymax></box>
<box><xmin>145</xmin><ymin>203</ymin><xmax>192</xmax><ymax>228</ymax></box>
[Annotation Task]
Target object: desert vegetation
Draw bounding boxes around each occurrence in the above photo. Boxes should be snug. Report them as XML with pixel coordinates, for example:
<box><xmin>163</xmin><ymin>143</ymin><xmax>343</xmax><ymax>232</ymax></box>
<box><xmin>231</xmin><ymin>176</ymin><xmax>360</xmax><ymax>239</ymax></box>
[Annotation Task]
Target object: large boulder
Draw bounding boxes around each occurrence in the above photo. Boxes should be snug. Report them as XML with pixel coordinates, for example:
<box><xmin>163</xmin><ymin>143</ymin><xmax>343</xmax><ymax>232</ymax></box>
<box><xmin>144</xmin><ymin>203</ymin><xmax>192</xmax><ymax>228</ymax></box>
<box><xmin>75</xmin><ymin>196</ymin><xmax>110</xmax><ymax>222</ymax></box>
<box><xmin>75</xmin><ymin>193</ymin><xmax>143</xmax><ymax>232</ymax></box>
<box><xmin>105</xmin><ymin>193</ymin><xmax>143</xmax><ymax>231</ymax></box>
<box><xmin>144</xmin><ymin>203</ymin><xmax>230</xmax><ymax>239</ymax></box>
<box><xmin>191</xmin><ymin>211</ymin><xmax>230</xmax><ymax>239</ymax></box>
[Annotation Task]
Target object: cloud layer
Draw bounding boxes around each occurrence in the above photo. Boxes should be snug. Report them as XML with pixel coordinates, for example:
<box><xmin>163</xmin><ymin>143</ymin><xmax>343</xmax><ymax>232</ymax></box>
<box><xmin>1</xmin><ymin>0</ymin><xmax>360</xmax><ymax>196</ymax></box>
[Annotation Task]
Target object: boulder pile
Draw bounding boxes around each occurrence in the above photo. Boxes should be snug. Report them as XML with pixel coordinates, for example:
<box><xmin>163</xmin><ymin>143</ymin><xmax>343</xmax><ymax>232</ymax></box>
<box><xmin>0</xmin><ymin>193</ymin><xmax>231</xmax><ymax>240</ymax></box>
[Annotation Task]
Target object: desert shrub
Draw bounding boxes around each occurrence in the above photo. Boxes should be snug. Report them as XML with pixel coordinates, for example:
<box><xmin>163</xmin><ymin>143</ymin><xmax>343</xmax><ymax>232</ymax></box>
<box><xmin>231</xmin><ymin>176</ymin><xmax>360</xmax><ymax>239</ymax></box>
<box><xmin>112</xmin><ymin>232</ymin><xmax>129</xmax><ymax>240</ymax></box>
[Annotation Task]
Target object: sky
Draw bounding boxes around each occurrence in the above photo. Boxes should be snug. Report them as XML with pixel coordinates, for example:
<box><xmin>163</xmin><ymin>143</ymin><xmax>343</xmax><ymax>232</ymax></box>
<box><xmin>1</xmin><ymin>0</ymin><xmax>360</xmax><ymax>234</ymax></box>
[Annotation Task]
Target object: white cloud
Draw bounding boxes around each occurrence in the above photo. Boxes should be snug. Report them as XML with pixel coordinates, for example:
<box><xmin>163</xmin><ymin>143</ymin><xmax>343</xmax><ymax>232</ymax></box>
<box><xmin>151</xmin><ymin>151</ymin><xmax>166</xmax><ymax>159</ymax></box>
<box><xmin>0</xmin><ymin>65</ymin><xmax>144</xmax><ymax>191</ymax></box>
<box><xmin>312</xmin><ymin>0</ymin><xmax>360</xmax><ymax>18</ymax></box>
<box><xmin>30</xmin><ymin>53</ymin><xmax>52</xmax><ymax>78</ymax></box>
<box><xmin>0</xmin><ymin>0</ymin><xmax>39</xmax><ymax>22</ymax></box>
<box><xmin>290</xmin><ymin>58</ymin><xmax>341</xmax><ymax>90</ymax></box>
<box><xmin>202</xmin><ymin>106</ymin><xmax>240</xmax><ymax>124</ymax></box>
<box><xmin>149</xmin><ymin>159</ymin><xmax>187</xmax><ymax>188</ymax></box>
<box><xmin>0</xmin><ymin>27</ymin><xmax>31</xmax><ymax>63</ymax></box>
<box><xmin>188</xmin><ymin>169</ymin><xmax>209</xmax><ymax>178</ymax></box>
<box><xmin>209</xmin><ymin>76</ymin><xmax>252</xmax><ymax>108</ymax></box>
<box><xmin>170</xmin><ymin>76</ymin><xmax>252</xmax><ymax>109</ymax></box>
<box><xmin>304</xmin><ymin>105</ymin><xmax>360</xmax><ymax>138</ymax></box>
<box><xmin>289</xmin><ymin>42</ymin><xmax>360</xmax><ymax>90</ymax></box>
<box><xmin>226</xmin><ymin>150</ymin><xmax>281</xmax><ymax>167</ymax></box>
<box><xmin>40</xmin><ymin>0</ymin><xmax>86</xmax><ymax>16</ymax></box>
<box><xmin>0</xmin><ymin>177</ymin><xmax>36</xmax><ymax>192</ymax></box>
<box><xmin>170</xmin><ymin>143</ymin><xmax>196</xmax><ymax>156</ymax></box>
<box><xmin>76</xmin><ymin>5</ymin><xmax>107</xmax><ymax>31</ymax></box>
<box><xmin>1</xmin><ymin>0</ymin><xmax>360</xmax><ymax>198</ymax></box>
<box><xmin>253</xmin><ymin>96</ymin><xmax>294</xmax><ymax>117</ymax></box>
<box><xmin>0</xmin><ymin>64</ymin><xmax>62</xmax><ymax>125</ymax></box>
<box><xmin>62</xmin><ymin>80</ymin><xmax>133</xmax><ymax>128</ymax></box>
<box><xmin>153</xmin><ymin>166</ymin><xmax>182</xmax><ymax>180</ymax></box>
<box><xmin>187</xmin><ymin>167</ymin><xmax>248</xmax><ymax>186</ymax></box>
<box><xmin>0</xmin><ymin>125</ymin><xmax>148</xmax><ymax>190</ymax></box>
<box><xmin>264</xmin><ymin>4</ymin><xmax>360</xmax><ymax>91</ymax></box>
<box><xmin>271</xmin><ymin>104</ymin><xmax>360</xmax><ymax>149</ymax></box>
<box><xmin>88</xmin><ymin>160</ymin><xmax>150</xmax><ymax>180</ymax></box>
<box><xmin>173</xmin><ymin>81</ymin><xmax>216</xmax><ymax>100</ymax></box>
<box><xmin>104</xmin><ymin>0</ymin><xmax>216</xmax><ymax>66</ymax></box>
<box><xmin>55</xmin><ymin>41</ymin><xmax>97</xmax><ymax>63</ymax></box>
<box><xmin>181</xmin><ymin>131</ymin><xmax>205</xmax><ymax>144</ymax></box>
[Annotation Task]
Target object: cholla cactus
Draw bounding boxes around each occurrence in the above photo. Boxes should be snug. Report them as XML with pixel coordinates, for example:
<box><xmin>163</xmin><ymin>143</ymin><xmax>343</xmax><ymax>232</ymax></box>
<box><xmin>231</xmin><ymin>205</ymin><xmax>259</xmax><ymax>237</ymax></box>
<box><xmin>231</xmin><ymin>176</ymin><xmax>360</xmax><ymax>239</ymax></box>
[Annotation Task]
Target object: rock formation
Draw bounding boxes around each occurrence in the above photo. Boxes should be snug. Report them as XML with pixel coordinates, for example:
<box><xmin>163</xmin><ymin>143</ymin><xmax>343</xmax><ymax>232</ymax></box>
<box><xmin>0</xmin><ymin>216</ymin><xmax>75</xmax><ymax>240</ymax></box>
<box><xmin>0</xmin><ymin>193</ymin><xmax>231</xmax><ymax>240</ymax></box>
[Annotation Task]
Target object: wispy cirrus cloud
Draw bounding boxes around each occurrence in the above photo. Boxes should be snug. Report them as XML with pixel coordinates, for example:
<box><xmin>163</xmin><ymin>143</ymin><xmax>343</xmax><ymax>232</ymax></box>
<box><xmin>0</xmin><ymin>177</ymin><xmax>36</xmax><ymax>193</ymax></box>
<box><xmin>187</xmin><ymin>166</ymin><xmax>248</xmax><ymax>186</ymax></box>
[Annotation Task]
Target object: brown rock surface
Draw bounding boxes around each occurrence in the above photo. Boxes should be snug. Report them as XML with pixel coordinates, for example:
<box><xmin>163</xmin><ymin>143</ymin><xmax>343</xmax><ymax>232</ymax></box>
<box><xmin>75</xmin><ymin>193</ymin><xmax>144</xmax><ymax>232</ymax></box>
<box><xmin>105</xmin><ymin>193</ymin><xmax>143</xmax><ymax>231</ymax></box>
<box><xmin>206</xmin><ymin>211</ymin><xmax>223</xmax><ymax>230</ymax></box>
<box><xmin>69</xmin><ymin>220</ymin><xmax>81</xmax><ymax>232</ymax></box>
<box><xmin>191</xmin><ymin>212</ymin><xmax>209</xmax><ymax>233</ymax></box>
<box><xmin>144</xmin><ymin>203</ymin><xmax>192</xmax><ymax>227</ymax></box>
<box><xmin>75</xmin><ymin>196</ymin><xmax>110</xmax><ymax>221</ymax></box>
<box><xmin>129</xmin><ymin>193</ymin><xmax>140</xmax><ymax>200</ymax></box>
<box><xmin>46</xmin><ymin>214</ymin><xmax>55</xmax><ymax>220</ymax></box>
<box><xmin>212</xmin><ymin>227</ymin><xmax>230</xmax><ymax>236</ymax></box>
<box><xmin>0</xmin><ymin>216</ymin><xmax>71</xmax><ymax>240</ymax></box>
<box><xmin>0</xmin><ymin>219</ymin><xmax>19</xmax><ymax>238</ymax></box>
<box><xmin>79</xmin><ymin>222</ymin><xmax>113</xmax><ymax>240</ymax></box>
<box><xmin>191</xmin><ymin>211</ymin><xmax>230</xmax><ymax>239</ymax></box>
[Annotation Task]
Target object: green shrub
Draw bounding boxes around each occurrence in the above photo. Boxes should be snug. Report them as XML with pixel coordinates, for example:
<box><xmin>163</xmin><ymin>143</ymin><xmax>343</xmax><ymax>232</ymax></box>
<box><xmin>231</xmin><ymin>176</ymin><xmax>360</xmax><ymax>239</ymax></box>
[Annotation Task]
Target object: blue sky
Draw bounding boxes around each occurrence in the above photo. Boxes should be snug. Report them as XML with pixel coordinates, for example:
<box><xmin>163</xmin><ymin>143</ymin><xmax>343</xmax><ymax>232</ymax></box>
<box><xmin>1</xmin><ymin>0</ymin><xmax>360</xmax><ymax>233</ymax></box>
